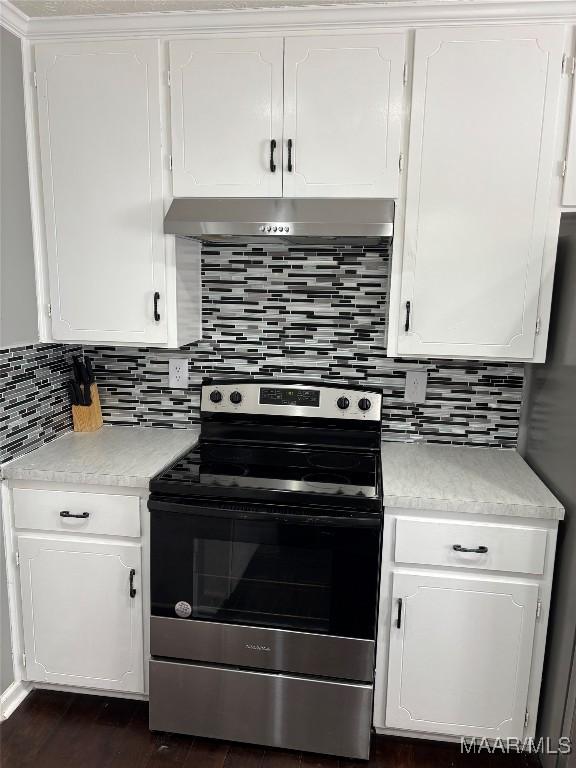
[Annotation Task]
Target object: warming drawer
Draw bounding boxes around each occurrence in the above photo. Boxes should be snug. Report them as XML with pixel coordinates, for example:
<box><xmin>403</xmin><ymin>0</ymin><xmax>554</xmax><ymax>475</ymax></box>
<box><xmin>149</xmin><ymin>659</ymin><xmax>373</xmax><ymax>759</ymax></box>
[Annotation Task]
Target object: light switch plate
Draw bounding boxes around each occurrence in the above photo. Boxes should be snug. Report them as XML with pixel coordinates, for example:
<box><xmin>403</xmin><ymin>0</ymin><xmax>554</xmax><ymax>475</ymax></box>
<box><xmin>169</xmin><ymin>358</ymin><xmax>189</xmax><ymax>389</ymax></box>
<box><xmin>405</xmin><ymin>370</ymin><xmax>427</xmax><ymax>403</ymax></box>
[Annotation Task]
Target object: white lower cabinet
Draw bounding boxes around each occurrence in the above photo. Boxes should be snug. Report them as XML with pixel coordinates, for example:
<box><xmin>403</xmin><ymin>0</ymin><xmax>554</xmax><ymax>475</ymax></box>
<box><xmin>385</xmin><ymin>572</ymin><xmax>538</xmax><ymax>738</ymax></box>
<box><xmin>375</xmin><ymin>510</ymin><xmax>557</xmax><ymax>742</ymax></box>
<box><xmin>17</xmin><ymin>535</ymin><xmax>144</xmax><ymax>693</ymax></box>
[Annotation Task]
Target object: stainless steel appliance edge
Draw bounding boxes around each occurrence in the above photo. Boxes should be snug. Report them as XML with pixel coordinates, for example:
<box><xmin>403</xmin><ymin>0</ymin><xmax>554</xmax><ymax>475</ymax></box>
<box><xmin>151</xmin><ymin>616</ymin><xmax>375</xmax><ymax>683</ymax></box>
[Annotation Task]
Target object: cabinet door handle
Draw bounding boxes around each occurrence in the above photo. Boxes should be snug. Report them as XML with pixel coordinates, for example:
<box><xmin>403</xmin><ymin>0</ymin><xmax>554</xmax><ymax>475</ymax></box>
<box><xmin>60</xmin><ymin>511</ymin><xmax>89</xmax><ymax>519</ymax></box>
<box><xmin>396</xmin><ymin>598</ymin><xmax>403</xmax><ymax>629</ymax></box>
<box><xmin>287</xmin><ymin>139</ymin><xmax>293</xmax><ymax>172</ymax></box>
<box><xmin>153</xmin><ymin>291</ymin><xmax>160</xmax><ymax>322</ymax></box>
<box><xmin>129</xmin><ymin>568</ymin><xmax>137</xmax><ymax>599</ymax></box>
<box><xmin>270</xmin><ymin>139</ymin><xmax>277</xmax><ymax>173</ymax></box>
<box><xmin>404</xmin><ymin>300</ymin><xmax>411</xmax><ymax>332</ymax></box>
<box><xmin>453</xmin><ymin>544</ymin><xmax>488</xmax><ymax>554</ymax></box>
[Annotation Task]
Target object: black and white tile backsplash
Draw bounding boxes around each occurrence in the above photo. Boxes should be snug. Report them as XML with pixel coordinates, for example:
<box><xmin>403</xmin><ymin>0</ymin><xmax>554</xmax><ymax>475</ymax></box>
<box><xmin>1</xmin><ymin>343</ymin><xmax>81</xmax><ymax>463</ymax></box>
<box><xmin>0</xmin><ymin>244</ymin><xmax>524</xmax><ymax>458</ymax></box>
<box><xmin>85</xmin><ymin>242</ymin><xmax>524</xmax><ymax>448</ymax></box>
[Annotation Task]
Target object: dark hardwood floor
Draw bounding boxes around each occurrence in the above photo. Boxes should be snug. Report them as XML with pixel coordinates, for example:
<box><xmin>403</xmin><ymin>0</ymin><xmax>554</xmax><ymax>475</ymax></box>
<box><xmin>0</xmin><ymin>691</ymin><xmax>540</xmax><ymax>768</ymax></box>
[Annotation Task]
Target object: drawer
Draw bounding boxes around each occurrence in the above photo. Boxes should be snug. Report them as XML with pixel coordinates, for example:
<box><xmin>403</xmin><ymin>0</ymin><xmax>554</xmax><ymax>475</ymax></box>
<box><xmin>13</xmin><ymin>488</ymin><xmax>140</xmax><ymax>538</ymax></box>
<box><xmin>150</xmin><ymin>659</ymin><xmax>372</xmax><ymax>759</ymax></box>
<box><xmin>395</xmin><ymin>517</ymin><xmax>547</xmax><ymax>575</ymax></box>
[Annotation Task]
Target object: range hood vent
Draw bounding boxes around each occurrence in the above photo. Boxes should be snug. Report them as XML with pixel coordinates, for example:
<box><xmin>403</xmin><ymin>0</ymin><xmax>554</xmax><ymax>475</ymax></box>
<box><xmin>164</xmin><ymin>198</ymin><xmax>394</xmax><ymax>246</ymax></box>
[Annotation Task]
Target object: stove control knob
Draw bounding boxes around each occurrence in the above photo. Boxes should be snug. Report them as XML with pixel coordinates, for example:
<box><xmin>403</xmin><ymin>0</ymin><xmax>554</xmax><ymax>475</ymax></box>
<box><xmin>358</xmin><ymin>397</ymin><xmax>372</xmax><ymax>412</ymax></box>
<box><xmin>337</xmin><ymin>396</ymin><xmax>350</xmax><ymax>410</ymax></box>
<box><xmin>209</xmin><ymin>390</ymin><xmax>223</xmax><ymax>404</ymax></box>
<box><xmin>230</xmin><ymin>391</ymin><xmax>242</xmax><ymax>405</ymax></box>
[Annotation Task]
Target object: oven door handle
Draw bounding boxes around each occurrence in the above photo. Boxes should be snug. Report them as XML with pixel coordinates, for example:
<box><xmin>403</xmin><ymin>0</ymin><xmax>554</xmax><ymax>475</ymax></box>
<box><xmin>148</xmin><ymin>499</ymin><xmax>381</xmax><ymax>528</ymax></box>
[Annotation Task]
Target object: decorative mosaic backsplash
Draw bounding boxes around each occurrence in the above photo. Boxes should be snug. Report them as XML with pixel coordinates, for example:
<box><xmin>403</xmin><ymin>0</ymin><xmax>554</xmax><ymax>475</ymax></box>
<box><xmin>85</xmin><ymin>242</ymin><xmax>524</xmax><ymax>448</ymax></box>
<box><xmin>0</xmin><ymin>343</ymin><xmax>81</xmax><ymax>463</ymax></box>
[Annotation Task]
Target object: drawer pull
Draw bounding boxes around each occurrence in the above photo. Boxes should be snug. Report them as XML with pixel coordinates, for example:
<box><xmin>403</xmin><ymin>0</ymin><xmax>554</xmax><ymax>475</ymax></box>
<box><xmin>453</xmin><ymin>544</ymin><xmax>488</xmax><ymax>554</ymax></box>
<box><xmin>396</xmin><ymin>598</ymin><xmax>403</xmax><ymax>629</ymax></box>
<box><xmin>60</xmin><ymin>511</ymin><xmax>90</xmax><ymax>519</ymax></box>
<box><xmin>129</xmin><ymin>568</ymin><xmax>137</xmax><ymax>599</ymax></box>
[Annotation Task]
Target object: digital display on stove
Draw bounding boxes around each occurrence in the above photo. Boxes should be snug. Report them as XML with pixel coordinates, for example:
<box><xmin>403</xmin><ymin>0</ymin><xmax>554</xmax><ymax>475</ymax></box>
<box><xmin>259</xmin><ymin>387</ymin><xmax>320</xmax><ymax>407</ymax></box>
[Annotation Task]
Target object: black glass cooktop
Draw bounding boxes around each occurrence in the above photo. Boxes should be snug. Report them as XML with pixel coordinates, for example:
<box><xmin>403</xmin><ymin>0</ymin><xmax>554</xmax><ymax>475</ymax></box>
<box><xmin>150</xmin><ymin>441</ymin><xmax>382</xmax><ymax>512</ymax></box>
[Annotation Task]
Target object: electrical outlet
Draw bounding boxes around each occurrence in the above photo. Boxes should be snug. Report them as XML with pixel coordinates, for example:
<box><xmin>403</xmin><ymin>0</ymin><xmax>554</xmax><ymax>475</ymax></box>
<box><xmin>404</xmin><ymin>370</ymin><xmax>427</xmax><ymax>403</ymax></box>
<box><xmin>169</xmin><ymin>358</ymin><xmax>189</xmax><ymax>389</ymax></box>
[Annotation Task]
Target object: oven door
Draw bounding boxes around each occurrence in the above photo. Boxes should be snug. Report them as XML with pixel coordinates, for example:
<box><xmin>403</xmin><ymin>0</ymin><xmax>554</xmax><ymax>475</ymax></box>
<box><xmin>149</xmin><ymin>498</ymin><xmax>381</xmax><ymax>681</ymax></box>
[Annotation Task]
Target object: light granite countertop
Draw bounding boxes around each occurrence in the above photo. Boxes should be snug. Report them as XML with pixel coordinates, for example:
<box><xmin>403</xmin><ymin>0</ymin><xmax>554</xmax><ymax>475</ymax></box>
<box><xmin>1</xmin><ymin>427</ymin><xmax>564</xmax><ymax>518</ymax></box>
<box><xmin>1</xmin><ymin>426</ymin><xmax>200</xmax><ymax>488</ymax></box>
<box><xmin>381</xmin><ymin>442</ymin><xmax>564</xmax><ymax>520</ymax></box>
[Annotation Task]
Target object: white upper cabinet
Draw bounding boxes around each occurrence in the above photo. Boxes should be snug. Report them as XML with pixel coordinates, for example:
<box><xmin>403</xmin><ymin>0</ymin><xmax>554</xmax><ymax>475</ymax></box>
<box><xmin>35</xmin><ymin>40</ymin><xmax>169</xmax><ymax>345</ymax></box>
<box><xmin>282</xmin><ymin>34</ymin><xmax>406</xmax><ymax>198</ymax></box>
<box><xmin>169</xmin><ymin>33</ymin><xmax>405</xmax><ymax>199</ymax></box>
<box><xmin>394</xmin><ymin>26</ymin><xmax>564</xmax><ymax>360</ymax></box>
<box><xmin>385</xmin><ymin>572</ymin><xmax>538</xmax><ymax>739</ymax></box>
<box><xmin>169</xmin><ymin>38</ymin><xmax>284</xmax><ymax>198</ymax></box>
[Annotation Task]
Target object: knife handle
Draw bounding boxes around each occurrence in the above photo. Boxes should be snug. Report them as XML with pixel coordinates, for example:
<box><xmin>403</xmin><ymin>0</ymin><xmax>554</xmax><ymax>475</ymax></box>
<box><xmin>71</xmin><ymin>381</ymin><xmax>83</xmax><ymax>406</ymax></box>
<box><xmin>84</xmin><ymin>356</ymin><xmax>95</xmax><ymax>384</ymax></box>
<box><xmin>72</xmin><ymin>356</ymin><xmax>83</xmax><ymax>384</ymax></box>
<box><xmin>66</xmin><ymin>381</ymin><xmax>78</xmax><ymax>406</ymax></box>
<box><xmin>82</xmin><ymin>384</ymin><xmax>92</xmax><ymax>407</ymax></box>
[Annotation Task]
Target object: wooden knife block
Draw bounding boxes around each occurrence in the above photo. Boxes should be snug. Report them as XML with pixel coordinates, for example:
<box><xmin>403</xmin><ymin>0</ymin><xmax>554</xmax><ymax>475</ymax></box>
<box><xmin>72</xmin><ymin>383</ymin><xmax>103</xmax><ymax>432</ymax></box>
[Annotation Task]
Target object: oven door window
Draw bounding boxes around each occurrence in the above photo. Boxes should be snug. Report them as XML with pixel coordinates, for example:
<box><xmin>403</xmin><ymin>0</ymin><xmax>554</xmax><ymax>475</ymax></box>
<box><xmin>193</xmin><ymin>535</ymin><xmax>332</xmax><ymax>632</ymax></box>
<box><xmin>151</xmin><ymin>508</ymin><xmax>380</xmax><ymax>640</ymax></box>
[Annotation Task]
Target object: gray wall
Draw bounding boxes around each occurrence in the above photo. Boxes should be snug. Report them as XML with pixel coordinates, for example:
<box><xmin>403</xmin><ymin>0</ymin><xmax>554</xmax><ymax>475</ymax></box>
<box><xmin>0</xmin><ymin>26</ymin><xmax>38</xmax><ymax>349</ymax></box>
<box><xmin>0</xmin><ymin>25</ymin><xmax>38</xmax><ymax>696</ymax></box>
<box><xmin>519</xmin><ymin>214</ymin><xmax>576</xmax><ymax>768</ymax></box>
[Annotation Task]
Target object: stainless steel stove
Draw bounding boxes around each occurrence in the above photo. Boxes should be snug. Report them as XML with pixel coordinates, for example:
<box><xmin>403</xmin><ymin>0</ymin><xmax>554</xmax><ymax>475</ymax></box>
<box><xmin>148</xmin><ymin>379</ymin><xmax>383</xmax><ymax>760</ymax></box>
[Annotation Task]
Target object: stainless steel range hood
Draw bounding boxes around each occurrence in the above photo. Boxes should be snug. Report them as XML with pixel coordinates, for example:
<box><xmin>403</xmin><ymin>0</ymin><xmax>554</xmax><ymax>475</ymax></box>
<box><xmin>164</xmin><ymin>198</ymin><xmax>394</xmax><ymax>245</ymax></box>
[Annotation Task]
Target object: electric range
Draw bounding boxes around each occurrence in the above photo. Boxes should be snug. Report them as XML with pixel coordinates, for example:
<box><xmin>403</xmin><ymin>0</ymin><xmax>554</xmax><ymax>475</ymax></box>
<box><xmin>148</xmin><ymin>379</ymin><xmax>383</xmax><ymax>760</ymax></box>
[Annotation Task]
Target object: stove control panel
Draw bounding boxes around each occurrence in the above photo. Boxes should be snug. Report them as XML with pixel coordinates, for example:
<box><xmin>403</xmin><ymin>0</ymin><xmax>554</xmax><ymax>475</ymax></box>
<box><xmin>260</xmin><ymin>387</ymin><xmax>320</xmax><ymax>408</ymax></box>
<box><xmin>202</xmin><ymin>382</ymin><xmax>382</xmax><ymax>421</ymax></box>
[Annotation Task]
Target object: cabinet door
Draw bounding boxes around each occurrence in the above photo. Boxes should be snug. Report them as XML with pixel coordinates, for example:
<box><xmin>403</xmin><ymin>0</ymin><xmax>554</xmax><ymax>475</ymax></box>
<box><xmin>397</xmin><ymin>26</ymin><xmax>563</xmax><ymax>359</ymax></box>
<box><xmin>562</xmin><ymin>71</ymin><xmax>576</xmax><ymax>205</ymax></box>
<box><xmin>283</xmin><ymin>34</ymin><xmax>405</xmax><ymax>198</ymax></box>
<box><xmin>18</xmin><ymin>535</ymin><xmax>143</xmax><ymax>693</ymax></box>
<box><xmin>386</xmin><ymin>572</ymin><xmax>538</xmax><ymax>738</ymax></box>
<box><xmin>169</xmin><ymin>38</ymin><xmax>284</xmax><ymax>197</ymax></box>
<box><xmin>35</xmin><ymin>41</ymin><xmax>168</xmax><ymax>344</ymax></box>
